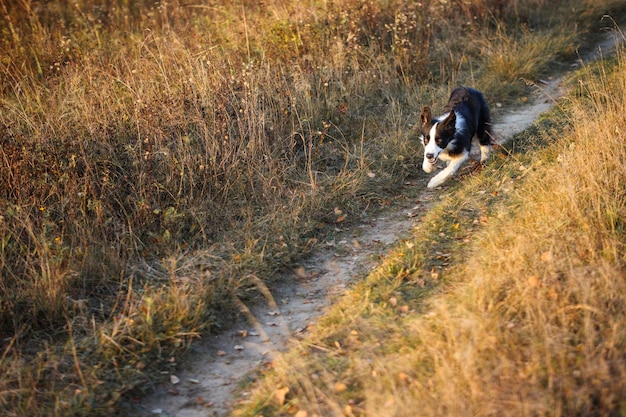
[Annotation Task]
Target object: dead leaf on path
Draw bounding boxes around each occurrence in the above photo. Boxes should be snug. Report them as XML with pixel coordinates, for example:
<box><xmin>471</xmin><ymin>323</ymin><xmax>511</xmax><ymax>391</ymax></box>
<box><xmin>234</xmin><ymin>345</ymin><xmax>245</xmax><ymax>351</ymax></box>
<box><xmin>294</xmin><ymin>410</ymin><xmax>308</xmax><ymax>417</ymax></box>
<box><xmin>195</xmin><ymin>397</ymin><xmax>213</xmax><ymax>407</ymax></box>
<box><xmin>294</xmin><ymin>266</ymin><xmax>310</xmax><ymax>279</ymax></box>
<box><xmin>274</xmin><ymin>387</ymin><xmax>289</xmax><ymax>406</ymax></box>
<box><xmin>170</xmin><ymin>374</ymin><xmax>180</xmax><ymax>385</ymax></box>
<box><xmin>389</xmin><ymin>297</ymin><xmax>398</xmax><ymax>307</ymax></box>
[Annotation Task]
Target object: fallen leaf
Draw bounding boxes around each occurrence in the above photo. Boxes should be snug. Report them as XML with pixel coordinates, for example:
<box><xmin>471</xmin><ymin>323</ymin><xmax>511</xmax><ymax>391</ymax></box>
<box><xmin>188</xmin><ymin>378</ymin><xmax>200</xmax><ymax>384</ymax></box>
<box><xmin>527</xmin><ymin>275</ymin><xmax>539</xmax><ymax>288</ymax></box>
<box><xmin>294</xmin><ymin>266</ymin><xmax>309</xmax><ymax>279</ymax></box>
<box><xmin>195</xmin><ymin>397</ymin><xmax>213</xmax><ymax>406</ymax></box>
<box><xmin>548</xmin><ymin>288</ymin><xmax>558</xmax><ymax>300</ymax></box>
<box><xmin>217</xmin><ymin>350</ymin><xmax>226</xmax><ymax>357</ymax></box>
<box><xmin>334</xmin><ymin>382</ymin><xmax>348</xmax><ymax>393</ymax></box>
<box><xmin>234</xmin><ymin>345</ymin><xmax>245</xmax><ymax>351</ymax></box>
<box><xmin>540</xmin><ymin>251</ymin><xmax>553</xmax><ymax>262</ymax></box>
<box><xmin>170</xmin><ymin>375</ymin><xmax>180</xmax><ymax>385</ymax></box>
<box><xmin>389</xmin><ymin>297</ymin><xmax>398</xmax><ymax>307</ymax></box>
<box><xmin>294</xmin><ymin>411</ymin><xmax>308</xmax><ymax>417</ymax></box>
<box><xmin>274</xmin><ymin>387</ymin><xmax>290</xmax><ymax>406</ymax></box>
<box><xmin>430</xmin><ymin>268</ymin><xmax>440</xmax><ymax>280</ymax></box>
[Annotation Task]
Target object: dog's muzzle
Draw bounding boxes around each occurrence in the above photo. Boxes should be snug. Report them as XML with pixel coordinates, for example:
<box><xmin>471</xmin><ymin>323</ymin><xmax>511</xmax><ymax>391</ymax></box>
<box><xmin>426</xmin><ymin>153</ymin><xmax>437</xmax><ymax>165</ymax></box>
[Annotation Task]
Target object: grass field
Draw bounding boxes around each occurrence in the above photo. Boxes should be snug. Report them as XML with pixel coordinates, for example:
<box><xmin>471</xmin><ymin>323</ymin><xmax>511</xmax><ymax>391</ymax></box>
<box><xmin>234</xmin><ymin>26</ymin><xmax>626</xmax><ymax>417</ymax></box>
<box><xmin>0</xmin><ymin>0</ymin><xmax>624</xmax><ymax>415</ymax></box>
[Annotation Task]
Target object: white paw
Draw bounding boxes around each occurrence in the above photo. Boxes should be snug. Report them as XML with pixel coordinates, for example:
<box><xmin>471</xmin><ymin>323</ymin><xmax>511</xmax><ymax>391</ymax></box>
<box><xmin>427</xmin><ymin>176</ymin><xmax>446</xmax><ymax>189</ymax></box>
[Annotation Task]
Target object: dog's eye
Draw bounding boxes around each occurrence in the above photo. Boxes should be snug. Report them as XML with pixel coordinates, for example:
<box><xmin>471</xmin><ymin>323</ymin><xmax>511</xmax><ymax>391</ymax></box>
<box><xmin>423</xmin><ymin>135</ymin><xmax>430</xmax><ymax>144</ymax></box>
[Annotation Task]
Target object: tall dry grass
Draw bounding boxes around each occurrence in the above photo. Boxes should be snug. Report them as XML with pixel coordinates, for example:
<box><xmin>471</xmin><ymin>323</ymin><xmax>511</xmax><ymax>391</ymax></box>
<box><xmin>0</xmin><ymin>0</ymin><xmax>617</xmax><ymax>415</ymax></box>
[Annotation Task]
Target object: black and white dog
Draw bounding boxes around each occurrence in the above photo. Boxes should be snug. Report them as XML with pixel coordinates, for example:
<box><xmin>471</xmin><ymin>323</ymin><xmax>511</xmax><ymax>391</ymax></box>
<box><xmin>419</xmin><ymin>87</ymin><xmax>492</xmax><ymax>188</ymax></box>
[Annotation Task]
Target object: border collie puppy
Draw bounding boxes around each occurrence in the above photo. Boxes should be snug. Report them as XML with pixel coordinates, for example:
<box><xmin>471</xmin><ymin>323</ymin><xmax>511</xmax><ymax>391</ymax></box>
<box><xmin>419</xmin><ymin>87</ymin><xmax>492</xmax><ymax>188</ymax></box>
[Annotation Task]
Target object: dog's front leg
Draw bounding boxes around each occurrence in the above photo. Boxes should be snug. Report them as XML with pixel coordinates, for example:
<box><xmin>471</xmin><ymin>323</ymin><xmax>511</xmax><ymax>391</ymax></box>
<box><xmin>479</xmin><ymin>144</ymin><xmax>491</xmax><ymax>163</ymax></box>
<box><xmin>427</xmin><ymin>152</ymin><xmax>468</xmax><ymax>188</ymax></box>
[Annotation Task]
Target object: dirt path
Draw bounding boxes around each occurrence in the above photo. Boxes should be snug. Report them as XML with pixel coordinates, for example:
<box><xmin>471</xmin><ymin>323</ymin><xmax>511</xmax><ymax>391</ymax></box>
<box><xmin>137</xmin><ymin>32</ymin><xmax>621</xmax><ymax>417</ymax></box>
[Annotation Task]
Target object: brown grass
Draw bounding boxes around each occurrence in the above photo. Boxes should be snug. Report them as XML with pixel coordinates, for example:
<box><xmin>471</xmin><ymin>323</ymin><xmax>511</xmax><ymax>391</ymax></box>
<box><xmin>0</xmin><ymin>0</ymin><xmax>620</xmax><ymax>415</ymax></box>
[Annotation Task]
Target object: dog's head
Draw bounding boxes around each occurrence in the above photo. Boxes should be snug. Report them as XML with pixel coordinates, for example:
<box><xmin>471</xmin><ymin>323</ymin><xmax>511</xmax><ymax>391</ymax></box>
<box><xmin>419</xmin><ymin>106</ymin><xmax>456</xmax><ymax>172</ymax></box>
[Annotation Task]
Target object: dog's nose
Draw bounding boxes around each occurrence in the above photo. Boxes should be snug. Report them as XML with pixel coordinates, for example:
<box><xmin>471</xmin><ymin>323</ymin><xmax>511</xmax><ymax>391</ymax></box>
<box><xmin>426</xmin><ymin>153</ymin><xmax>435</xmax><ymax>160</ymax></box>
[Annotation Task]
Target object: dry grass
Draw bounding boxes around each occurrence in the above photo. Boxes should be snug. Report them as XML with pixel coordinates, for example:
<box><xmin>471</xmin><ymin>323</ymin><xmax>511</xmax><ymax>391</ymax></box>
<box><xmin>0</xmin><ymin>0</ymin><xmax>620</xmax><ymax>415</ymax></box>
<box><xmin>235</xmin><ymin>25</ymin><xmax>626</xmax><ymax>417</ymax></box>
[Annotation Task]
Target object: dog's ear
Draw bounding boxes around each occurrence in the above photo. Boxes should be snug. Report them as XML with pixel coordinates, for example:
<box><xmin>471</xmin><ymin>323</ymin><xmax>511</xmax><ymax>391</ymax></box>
<box><xmin>440</xmin><ymin>111</ymin><xmax>456</xmax><ymax>135</ymax></box>
<box><xmin>420</xmin><ymin>106</ymin><xmax>432</xmax><ymax>127</ymax></box>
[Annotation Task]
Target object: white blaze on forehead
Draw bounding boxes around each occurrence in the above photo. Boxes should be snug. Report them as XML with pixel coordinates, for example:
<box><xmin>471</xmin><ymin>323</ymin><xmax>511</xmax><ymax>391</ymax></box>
<box><xmin>425</xmin><ymin>122</ymin><xmax>441</xmax><ymax>155</ymax></box>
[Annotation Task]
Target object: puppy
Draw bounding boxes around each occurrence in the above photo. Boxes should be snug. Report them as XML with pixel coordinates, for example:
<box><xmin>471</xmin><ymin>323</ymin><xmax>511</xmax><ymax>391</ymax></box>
<box><xmin>419</xmin><ymin>87</ymin><xmax>492</xmax><ymax>188</ymax></box>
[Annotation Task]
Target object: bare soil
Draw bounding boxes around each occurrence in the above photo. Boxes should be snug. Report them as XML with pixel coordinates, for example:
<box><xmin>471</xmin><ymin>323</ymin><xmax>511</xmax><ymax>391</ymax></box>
<box><xmin>136</xmin><ymin>32</ymin><xmax>621</xmax><ymax>417</ymax></box>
